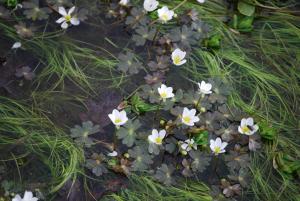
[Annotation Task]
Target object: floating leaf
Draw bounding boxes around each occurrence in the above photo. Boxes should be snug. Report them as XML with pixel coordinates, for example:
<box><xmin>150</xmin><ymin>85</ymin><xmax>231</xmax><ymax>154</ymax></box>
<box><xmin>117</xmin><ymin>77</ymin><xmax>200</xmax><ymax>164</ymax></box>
<box><xmin>70</xmin><ymin>121</ymin><xmax>100</xmax><ymax>147</ymax></box>
<box><xmin>86</xmin><ymin>153</ymin><xmax>108</xmax><ymax>176</ymax></box>
<box><xmin>148</xmin><ymin>142</ymin><xmax>161</xmax><ymax>155</ymax></box>
<box><xmin>116</xmin><ymin>119</ymin><xmax>141</xmax><ymax>147</ymax></box>
<box><xmin>221</xmin><ymin>179</ymin><xmax>242</xmax><ymax>198</ymax></box>
<box><xmin>154</xmin><ymin>164</ymin><xmax>175</xmax><ymax>186</ymax></box>
<box><xmin>128</xmin><ymin>146</ymin><xmax>154</xmax><ymax>171</ymax></box>
<box><xmin>132</xmin><ymin>26</ymin><xmax>156</xmax><ymax>46</ymax></box>
<box><xmin>23</xmin><ymin>0</ymin><xmax>52</xmax><ymax>21</ymax></box>
<box><xmin>182</xmin><ymin>159</ymin><xmax>193</xmax><ymax>177</ymax></box>
<box><xmin>117</xmin><ymin>52</ymin><xmax>143</xmax><ymax>75</ymax></box>
<box><xmin>189</xmin><ymin>150</ymin><xmax>211</xmax><ymax>173</ymax></box>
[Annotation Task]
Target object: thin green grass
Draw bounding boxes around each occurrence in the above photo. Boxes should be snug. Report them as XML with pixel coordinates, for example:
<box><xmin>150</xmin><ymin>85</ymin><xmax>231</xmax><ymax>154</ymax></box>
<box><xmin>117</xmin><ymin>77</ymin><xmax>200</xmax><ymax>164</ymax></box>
<box><xmin>102</xmin><ymin>175</ymin><xmax>212</xmax><ymax>201</ymax></box>
<box><xmin>0</xmin><ymin>97</ymin><xmax>84</xmax><ymax>192</ymax></box>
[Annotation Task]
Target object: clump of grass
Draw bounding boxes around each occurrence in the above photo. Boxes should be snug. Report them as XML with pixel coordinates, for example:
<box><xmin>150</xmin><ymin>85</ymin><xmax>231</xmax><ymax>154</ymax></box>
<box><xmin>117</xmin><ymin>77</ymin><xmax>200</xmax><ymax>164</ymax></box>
<box><xmin>102</xmin><ymin>175</ymin><xmax>212</xmax><ymax>201</ymax></box>
<box><xmin>0</xmin><ymin>97</ymin><xmax>84</xmax><ymax>193</ymax></box>
<box><xmin>249</xmin><ymin>150</ymin><xmax>300</xmax><ymax>201</ymax></box>
<box><xmin>0</xmin><ymin>22</ymin><xmax>122</xmax><ymax>94</ymax></box>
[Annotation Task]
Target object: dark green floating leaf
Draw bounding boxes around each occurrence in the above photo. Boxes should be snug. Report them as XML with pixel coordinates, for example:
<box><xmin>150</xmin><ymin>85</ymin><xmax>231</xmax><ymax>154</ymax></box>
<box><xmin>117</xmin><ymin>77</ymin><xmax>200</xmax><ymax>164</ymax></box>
<box><xmin>154</xmin><ymin>164</ymin><xmax>175</xmax><ymax>186</ymax></box>
<box><xmin>116</xmin><ymin>119</ymin><xmax>141</xmax><ymax>147</ymax></box>
<box><xmin>189</xmin><ymin>150</ymin><xmax>211</xmax><ymax>173</ymax></box>
<box><xmin>70</xmin><ymin>121</ymin><xmax>100</xmax><ymax>147</ymax></box>
<box><xmin>128</xmin><ymin>146</ymin><xmax>154</xmax><ymax>171</ymax></box>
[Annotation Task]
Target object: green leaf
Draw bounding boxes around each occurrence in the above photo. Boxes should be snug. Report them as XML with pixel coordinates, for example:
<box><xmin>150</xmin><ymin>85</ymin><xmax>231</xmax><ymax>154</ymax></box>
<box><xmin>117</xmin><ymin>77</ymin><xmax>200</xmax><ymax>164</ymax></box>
<box><xmin>205</xmin><ymin>34</ymin><xmax>222</xmax><ymax>49</ymax></box>
<box><xmin>128</xmin><ymin>146</ymin><xmax>154</xmax><ymax>171</ymax></box>
<box><xmin>238</xmin><ymin>1</ymin><xmax>255</xmax><ymax>16</ymax></box>
<box><xmin>130</xmin><ymin>94</ymin><xmax>159</xmax><ymax>114</ymax></box>
<box><xmin>116</xmin><ymin>119</ymin><xmax>141</xmax><ymax>147</ymax></box>
<box><xmin>258</xmin><ymin>120</ymin><xmax>277</xmax><ymax>140</ymax></box>
<box><xmin>6</xmin><ymin>0</ymin><xmax>18</xmax><ymax>7</ymax></box>
<box><xmin>238</xmin><ymin>16</ymin><xmax>254</xmax><ymax>32</ymax></box>
<box><xmin>193</xmin><ymin>130</ymin><xmax>209</xmax><ymax>147</ymax></box>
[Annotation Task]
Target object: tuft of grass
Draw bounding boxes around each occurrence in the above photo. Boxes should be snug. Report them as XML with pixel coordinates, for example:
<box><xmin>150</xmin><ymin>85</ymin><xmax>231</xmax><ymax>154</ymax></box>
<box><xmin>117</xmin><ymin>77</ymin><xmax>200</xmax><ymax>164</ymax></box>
<box><xmin>0</xmin><ymin>97</ymin><xmax>84</xmax><ymax>193</ymax></box>
<box><xmin>102</xmin><ymin>175</ymin><xmax>213</xmax><ymax>201</ymax></box>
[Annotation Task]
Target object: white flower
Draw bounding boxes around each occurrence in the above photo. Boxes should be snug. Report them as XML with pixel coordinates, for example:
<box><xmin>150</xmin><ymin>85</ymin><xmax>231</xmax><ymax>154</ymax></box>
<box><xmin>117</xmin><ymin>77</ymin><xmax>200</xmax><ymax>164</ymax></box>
<box><xmin>238</xmin><ymin>117</ymin><xmax>259</xmax><ymax>135</ymax></box>
<box><xmin>197</xmin><ymin>0</ymin><xmax>205</xmax><ymax>3</ymax></box>
<box><xmin>108</xmin><ymin>109</ymin><xmax>128</xmax><ymax>126</ymax></box>
<box><xmin>12</xmin><ymin>191</ymin><xmax>39</xmax><ymax>201</ymax></box>
<box><xmin>148</xmin><ymin>129</ymin><xmax>166</xmax><ymax>145</ymax></box>
<box><xmin>119</xmin><ymin>0</ymin><xmax>129</xmax><ymax>6</ymax></box>
<box><xmin>181</xmin><ymin>107</ymin><xmax>199</xmax><ymax>126</ymax></box>
<box><xmin>143</xmin><ymin>0</ymin><xmax>159</xmax><ymax>12</ymax></box>
<box><xmin>157</xmin><ymin>6</ymin><xmax>174</xmax><ymax>23</ymax></box>
<box><xmin>171</xmin><ymin>48</ymin><xmax>187</xmax><ymax>66</ymax></box>
<box><xmin>181</xmin><ymin>139</ymin><xmax>197</xmax><ymax>152</ymax></box>
<box><xmin>56</xmin><ymin>6</ymin><xmax>80</xmax><ymax>29</ymax></box>
<box><xmin>12</xmin><ymin>42</ymin><xmax>21</xmax><ymax>49</ymax></box>
<box><xmin>107</xmin><ymin>151</ymin><xmax>118</xmax><ymax>157</ymax></box>
<box><xmin>158</xmin><ymin>84</ymin><xmax>174</xmax><ymax>101</ymax></box>
<box><xmin>198</xmin><ymin>81</ymin><xmax>212</xmax><ymax>94</ymax></box>
<box><xmin>210</xmin><ymin>137</ymin><xmax>228</xmax><ymax>155</ymax></box>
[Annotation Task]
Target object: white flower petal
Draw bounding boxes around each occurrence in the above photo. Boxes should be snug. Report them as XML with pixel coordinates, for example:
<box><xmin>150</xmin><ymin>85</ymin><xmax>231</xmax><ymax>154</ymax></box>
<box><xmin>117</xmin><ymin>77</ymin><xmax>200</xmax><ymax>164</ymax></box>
<box><xmin>68</xmin><ymin>6</ymin><xmax>75</xmax><ymax>15</ymax></box>
<box><xmin>246</xmin><ymin>117</ymin><xmax>254</xmax><ymax>126</ymax></box>
<box><xmin>158</xmin><ymin>129</ymin><xmax>166</xmax><ymax>138</ymax></box>
<box><xmin>58</xmin><ymin>6</ymin><xmax>67</xmax><ymax>16</ymax></box>
<box><xmin>61</xmin><ymin>21</ymin><xmax>69</xmax><ymax>29</ymax></box>
<box><xmin>12</xmin><ymin>42</ymin><xmax>21</xmax><ymax>49</ymax></box>
<box><xmin>70</xmin><ymin>17</ymin><xmax>80</xmax><ymax>26</ymax></box>
<box><xmin>108</xmin><ymin>151</ymin><xmax>118</xmax><ymax>157</ymax></box>
<box><xmin>56</xmin><ymin>17</ymin><xmax>66</xmax><ymax>24</ymax></box>
<box><xmin>12</xmin><ymin>194</ymin><xmax>22</xmax><ymax>201</ymax></box>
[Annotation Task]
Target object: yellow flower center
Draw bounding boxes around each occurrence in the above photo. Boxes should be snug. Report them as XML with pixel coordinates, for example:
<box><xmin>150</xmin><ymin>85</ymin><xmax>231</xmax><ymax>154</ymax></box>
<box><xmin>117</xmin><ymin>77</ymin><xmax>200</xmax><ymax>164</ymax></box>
<box><xmin>173</xmin><ymin>55</ymin><xmax>181</xmax><ymax>65</ymax></box>
<box><xmin>65</xmin><ymin>15</ymin><xmax>72</xmax><ymax>22</ymax></box>
<box><xmin>183</xmin><ymin>116</ymin><xmax>191</xmax><ymax>123</ymax></box>
<box><xmin>160</xmin><ymin>92</ymin><xmax>167</xmax><ymax>98</ymax></box>
<box><xmin>155</xmin><ymin>137</ymin><xmax>163</xmax><ymax>144</ymax></box>
<box><xmin>115</xmin><ymin>118</ymin><xmax>122</xmax><ymax>124</ymax></box>
<box><xmin>96</xmin><ymin>159</ymin><xmax>101</xmax><ymax>165</ymax></box>
<box><xmin>242</xmin><ymin>126</ymin><xmax>250</xmax><ymax>133</ymax></box>
<box><xmin>214</xmin><ymin>146</ymin><xmax>221</xmax><ymax>154</ymax></box>
<box><xmin>161</xmin><ymin>14</ymin><xmax>169</xmax><ymax>21</ymax></box>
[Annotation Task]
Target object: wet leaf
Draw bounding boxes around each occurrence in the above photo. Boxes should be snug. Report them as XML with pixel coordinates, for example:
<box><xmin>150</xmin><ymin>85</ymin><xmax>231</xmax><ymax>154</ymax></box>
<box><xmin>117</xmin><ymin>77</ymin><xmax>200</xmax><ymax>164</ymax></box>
<box><xmin>182</xmin><ymin>159</ymin><xmax>193</xmax><ymax>177</ymax></box>
<box><xmin>23</xmin><ymin>0</ymin><xmax>52</xmax><ymax>21</ymax></box>
<box><xmin>128</xmin><ymin>146</ymin><xmax>154</xmax><ymax>171</ymax></box>
<box><xmin>15</xmin><ymin>66</ymin><xmax>35</xmax><ymax>80</ymax></box>
<box><xmin>70</xmin><ymin>121</ymin><xmax>100</xmax><ymax>147</ymax></box>
<box><xmin>132</xmin><ymin>26</ymin><xmax>156</xmax><ymax>46</ymax></box>
<box><xmin>86</xmin><ymin>153</ymin><xmax>108</xmax><ymax>176</ymax></box>
<box><xmin>117</xmin><ymin>52</ymin><xmax>143</xmax><ymax>74</ymax></box>
<box><xmin>116</xmin><ymin>119</ymin><xmax>141</xmax><ymax>147</ymax></box>
<box><xmin>148</xmin><ymin>142</ymin><xmax>161</xmax><ymax>155</ymax></box>
<box><xmin>14</xmin><ymin>22</ymin><xmax>36</xmax><ymax>38</ymax></box>
<box><xmin>148</xmin><ymin>56</ymin><xmax>170</xmax><ymax>72</ymax></box>
<box><xmin>189</xmin><ymin>150</ymin><xmax>211</xmax><ymax>173</ymax></box>
<box><xmin>154</xmin><ymin>164</ymin><xmax>175</xmax><ymax>186</ymax></box>
<box><xmin>144</xmin><ymin>72</ymin><xmax>165</xmax><ymax>85</ymax></box>
<box><xmin>165</xmin><ymin>137</ymin><xmax>177</xmax><ymax>154</ymax></box>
